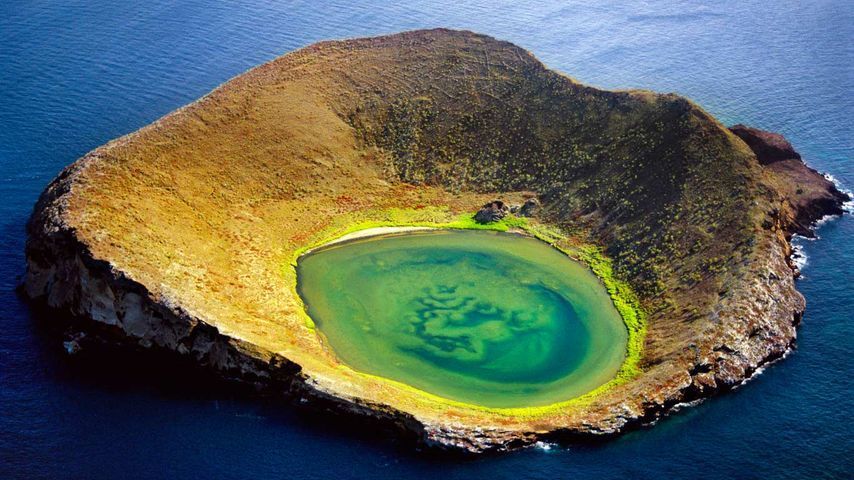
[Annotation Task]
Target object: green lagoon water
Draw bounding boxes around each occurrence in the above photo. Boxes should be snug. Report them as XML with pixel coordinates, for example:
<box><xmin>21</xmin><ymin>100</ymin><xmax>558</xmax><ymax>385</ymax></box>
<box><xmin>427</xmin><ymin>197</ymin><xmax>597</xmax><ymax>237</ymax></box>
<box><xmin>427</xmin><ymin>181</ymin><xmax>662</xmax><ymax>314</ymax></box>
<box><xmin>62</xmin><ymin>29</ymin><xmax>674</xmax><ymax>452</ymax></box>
<box><xmin>296</xmin><ymin>230</ymin><xmax>627</xmax><ymax>408</ymax></box>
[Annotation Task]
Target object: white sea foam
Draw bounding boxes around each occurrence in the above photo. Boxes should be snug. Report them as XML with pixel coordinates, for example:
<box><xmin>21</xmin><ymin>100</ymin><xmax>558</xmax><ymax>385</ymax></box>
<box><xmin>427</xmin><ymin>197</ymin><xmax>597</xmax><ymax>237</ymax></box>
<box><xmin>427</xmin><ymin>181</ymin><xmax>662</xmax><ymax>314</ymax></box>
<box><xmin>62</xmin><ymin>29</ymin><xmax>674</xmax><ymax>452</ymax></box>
<box><xmin>670</xmin><ymin>398</ymin><xmax>705</xmax><ymax>412</ymax></box>
<box><xmin>790</xmin><ymin>240</ymin><xmax>808</xmax><ymax>271</ymax></box>
<box><xmin>732</xmin><ymin>348</ymin><xmax>793</xmax><ymax>391</ymax></box>
<box><xmin>534</xmin><ymin>441</ymin><xmax>557</xmax><ymax>452</ymax></box>
<box><xmin>788</xmin><ymin>174</ymin><xmax>850</xmax><ymax>274</ymax></box>
<box><xmin>641</xmin><ymin>349</ymin><xmax>796</xmax><ymax>428</ymax></box>
<box><xmin>823</xmin><ymin>172</ymin><xmax>854</xmax><ymax>213</ymax></box>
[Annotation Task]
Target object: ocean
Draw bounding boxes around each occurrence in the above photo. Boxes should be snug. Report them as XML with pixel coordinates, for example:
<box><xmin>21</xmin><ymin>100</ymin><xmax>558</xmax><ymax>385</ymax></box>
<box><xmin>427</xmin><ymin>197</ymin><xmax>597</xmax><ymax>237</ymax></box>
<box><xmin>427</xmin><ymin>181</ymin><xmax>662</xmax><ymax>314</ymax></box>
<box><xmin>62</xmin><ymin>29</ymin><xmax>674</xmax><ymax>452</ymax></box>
<box><xmin>1</xmin><ymin>1</ymin><xmax>851</xmax><ymax>478</ymax></box>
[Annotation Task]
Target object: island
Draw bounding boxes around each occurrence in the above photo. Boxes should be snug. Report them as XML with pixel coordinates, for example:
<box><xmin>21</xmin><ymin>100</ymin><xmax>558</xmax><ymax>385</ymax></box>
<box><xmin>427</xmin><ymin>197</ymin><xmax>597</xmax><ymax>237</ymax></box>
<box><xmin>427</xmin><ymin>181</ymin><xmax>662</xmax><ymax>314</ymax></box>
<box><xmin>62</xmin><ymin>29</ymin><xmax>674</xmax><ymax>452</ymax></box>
<box><xmin>21</xmin><ymin>29</ymin><xmax>848</xmax><ymax>452</ymax></box>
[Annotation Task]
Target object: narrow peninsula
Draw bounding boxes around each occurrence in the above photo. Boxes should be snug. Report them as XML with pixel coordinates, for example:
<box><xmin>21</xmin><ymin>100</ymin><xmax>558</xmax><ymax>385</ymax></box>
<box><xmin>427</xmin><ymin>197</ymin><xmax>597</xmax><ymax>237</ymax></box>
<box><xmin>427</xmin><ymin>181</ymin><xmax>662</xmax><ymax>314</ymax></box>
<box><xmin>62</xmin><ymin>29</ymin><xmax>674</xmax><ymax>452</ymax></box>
<box><xmin>21</xmin><ymin>29</ymin><xmax>848</xmax><ymax>452</ymax></box>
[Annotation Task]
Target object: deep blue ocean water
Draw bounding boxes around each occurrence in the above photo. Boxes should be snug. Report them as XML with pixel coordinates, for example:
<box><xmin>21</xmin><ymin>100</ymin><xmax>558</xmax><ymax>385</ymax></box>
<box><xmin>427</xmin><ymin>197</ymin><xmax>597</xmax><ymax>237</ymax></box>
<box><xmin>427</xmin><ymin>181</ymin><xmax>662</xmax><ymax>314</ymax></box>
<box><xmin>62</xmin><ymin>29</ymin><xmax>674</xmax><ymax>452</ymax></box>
<box><xmin>1</xmin><ymin>1</ymin><xmax>851</xmax><ymax>478</ymax></box>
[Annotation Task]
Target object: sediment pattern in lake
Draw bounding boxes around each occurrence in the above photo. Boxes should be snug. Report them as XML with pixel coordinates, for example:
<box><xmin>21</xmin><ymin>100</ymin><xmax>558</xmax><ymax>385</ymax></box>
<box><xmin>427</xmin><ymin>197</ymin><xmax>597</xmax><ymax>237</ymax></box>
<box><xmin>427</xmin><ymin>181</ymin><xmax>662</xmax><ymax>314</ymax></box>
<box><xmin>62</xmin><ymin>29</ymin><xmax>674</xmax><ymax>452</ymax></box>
<box><xmin>297</xmin><ymin>230</ymin><xmax>627</xmax><ymax>407</ymax></box>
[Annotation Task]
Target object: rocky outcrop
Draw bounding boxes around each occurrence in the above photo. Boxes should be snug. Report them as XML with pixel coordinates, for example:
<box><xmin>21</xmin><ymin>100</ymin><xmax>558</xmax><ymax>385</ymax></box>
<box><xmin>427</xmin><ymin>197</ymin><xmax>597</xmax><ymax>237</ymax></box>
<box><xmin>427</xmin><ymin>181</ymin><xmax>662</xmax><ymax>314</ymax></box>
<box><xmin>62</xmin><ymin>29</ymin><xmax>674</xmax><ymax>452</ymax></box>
<box><xmin>730</xmin><ymin>124</ymin><xmax>850</xmax><ymax>237</ymax></box>
<box><xmin>730</xmin><ymin>124</ymin><xmax>802</xmax><ymax>165</ymax></box>
<box><xmin>474</xmin><ymin>200</ymin><xmax>509</xmax><ymax>223</ymax></box>
<box><xmin>519</xmin><ymin>197</ymin><xmax>540</xmax><ymax>217</ymax></box>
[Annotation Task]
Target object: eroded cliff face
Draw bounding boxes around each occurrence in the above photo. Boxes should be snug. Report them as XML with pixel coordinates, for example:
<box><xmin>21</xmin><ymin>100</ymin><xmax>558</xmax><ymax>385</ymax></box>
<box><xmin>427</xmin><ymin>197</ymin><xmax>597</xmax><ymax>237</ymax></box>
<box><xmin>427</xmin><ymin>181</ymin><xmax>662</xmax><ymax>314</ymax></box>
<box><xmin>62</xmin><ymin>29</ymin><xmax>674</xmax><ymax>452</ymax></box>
<box><xmin>731</xmin><ymin>124</ymin><xmax>849</xmax><ymax>238</ymax></box>
<box><xmin>23</xmin><ymin>158</ymin><xmax>284</xmax><ymax>382</ymax></box>
<box><xmin>20</xmin><ymin>29</ymin><xmax>849</xmax><ymax>452</ymax></box>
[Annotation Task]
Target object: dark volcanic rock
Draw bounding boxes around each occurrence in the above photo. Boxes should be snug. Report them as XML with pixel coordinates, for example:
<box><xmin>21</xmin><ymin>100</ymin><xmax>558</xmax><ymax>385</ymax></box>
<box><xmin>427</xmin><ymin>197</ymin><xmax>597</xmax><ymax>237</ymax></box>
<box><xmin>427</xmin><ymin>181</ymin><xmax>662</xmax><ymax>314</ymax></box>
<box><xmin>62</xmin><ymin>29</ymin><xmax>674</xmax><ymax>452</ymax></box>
<box><xmin>474</xmin><ymin>200</ymin><xmax>509</xmax><ymax>223</ymax></box>
<box><xmin>730</xmin><ymin>124</ymin><xmax>850</xmax><ymax>237</ymax></box>
<box><xmin>730</xmin><ymin>124</ymin><xmax>801</xmax><ymax>164</ymax></box>
<box><xmin>519</xmin><ymin>197</ymin><xmax>540</xmax><ymax>217</ymax></box>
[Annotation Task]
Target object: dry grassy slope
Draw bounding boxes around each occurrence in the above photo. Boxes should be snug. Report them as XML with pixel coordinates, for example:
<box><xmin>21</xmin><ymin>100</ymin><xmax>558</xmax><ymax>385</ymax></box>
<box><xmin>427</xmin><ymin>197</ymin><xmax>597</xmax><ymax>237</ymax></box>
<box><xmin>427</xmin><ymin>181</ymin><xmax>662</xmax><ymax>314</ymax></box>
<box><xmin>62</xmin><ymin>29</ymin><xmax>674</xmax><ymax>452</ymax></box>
<box><xmin>30</xmin><ymin>29</ymin><xmax>818</xmax><ymax>442</ymax></box>
<box><xmin>299</xmin><ymin>30</ymin><xmax>768</xmax><ymax>362</ymax></box>
<box><xmin>61</xmin><ymin>31</ymin><xmax>517</xmax><ymax>410</ymax></box>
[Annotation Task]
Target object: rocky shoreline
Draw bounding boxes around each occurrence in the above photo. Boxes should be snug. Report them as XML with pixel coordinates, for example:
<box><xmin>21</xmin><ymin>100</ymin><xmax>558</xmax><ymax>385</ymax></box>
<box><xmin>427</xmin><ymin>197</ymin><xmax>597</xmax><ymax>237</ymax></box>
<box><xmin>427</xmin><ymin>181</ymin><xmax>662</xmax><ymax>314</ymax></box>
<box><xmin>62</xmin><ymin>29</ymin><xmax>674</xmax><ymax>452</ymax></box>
<box><xmin>19</xmin><ymin>30</ymin><xmax>850</xmax><ymax>453</ymax></box>
<box><xmin>730</xmin><ymin>125</ymin><xmax>849</xmax><ymax>239</ymax></box>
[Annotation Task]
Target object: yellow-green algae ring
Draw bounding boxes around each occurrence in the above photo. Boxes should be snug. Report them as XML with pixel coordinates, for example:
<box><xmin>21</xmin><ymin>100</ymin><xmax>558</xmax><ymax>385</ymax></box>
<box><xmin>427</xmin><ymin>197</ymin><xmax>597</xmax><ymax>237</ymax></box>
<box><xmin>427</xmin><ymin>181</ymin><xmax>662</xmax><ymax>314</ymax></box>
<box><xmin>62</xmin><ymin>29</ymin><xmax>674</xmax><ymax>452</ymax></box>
<box><xmin>286</xmin><ymin>211</ymin><xmax>645</xmax><ymax>418</ymax></box>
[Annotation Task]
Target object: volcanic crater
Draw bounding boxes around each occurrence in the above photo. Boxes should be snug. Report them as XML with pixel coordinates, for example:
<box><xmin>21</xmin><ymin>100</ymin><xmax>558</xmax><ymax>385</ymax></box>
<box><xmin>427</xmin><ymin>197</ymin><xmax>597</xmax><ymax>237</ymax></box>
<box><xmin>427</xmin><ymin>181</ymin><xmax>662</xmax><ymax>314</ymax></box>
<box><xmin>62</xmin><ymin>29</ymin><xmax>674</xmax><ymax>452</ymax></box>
<box><xmin>22</xmin><ymin>29</ymin><xmax>848</xmax><ymax>452</ymax></box>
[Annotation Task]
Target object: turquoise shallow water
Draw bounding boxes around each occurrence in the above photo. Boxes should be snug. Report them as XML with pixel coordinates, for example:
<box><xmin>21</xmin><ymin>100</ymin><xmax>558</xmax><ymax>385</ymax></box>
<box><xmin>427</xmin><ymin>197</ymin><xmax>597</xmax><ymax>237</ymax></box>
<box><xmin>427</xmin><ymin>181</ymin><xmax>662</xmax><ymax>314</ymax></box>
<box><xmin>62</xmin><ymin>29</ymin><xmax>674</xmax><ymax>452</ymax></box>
<box><xmin>297</xmin><ymin>230</ymin><xmax>626</xmax><ymax>407</ymax></box>
<box><xmin>1</xmin><ymin>1</ymin><xmax>851</xmax><ymax>478</ymax></box>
